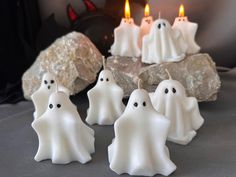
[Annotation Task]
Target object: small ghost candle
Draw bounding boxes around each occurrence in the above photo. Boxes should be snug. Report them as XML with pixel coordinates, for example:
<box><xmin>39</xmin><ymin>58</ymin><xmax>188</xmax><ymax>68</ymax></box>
<box><xmin>172</xmin><ymin>5</ymin><xmax>201</xmax><ymax>54</ymax></box>
<box><xmin>138</xmin><ymin>3</ymin><xmax>153</xmax><ymax>48</ymax></box>
<box><xmin>110</xmin><ymin>0</ymin><xmax>141</xmax><ymax>57</ymax></box>
<box><xmin>86</xmin><ymin>57</ymin><xmax>125</xmax><ymax>125</ymax></box>
<box><xmin>142</xmin><ymin>16</ymin><xmax>187</xmax><ymax>64</ymax></box>
<box><xmin>108</xmin><ymin>80</ymin><xmax>176</xmax><ymax>176</ymax></box>
<box><xmin>32</xmin><ymin>91</ymin><xmax>95</xmax><ymax>164</ymax></box>
<box><xmin>31</xmin><ymin>72</ymin><xmax>70</xmax><ymax>119</ymax></box>
<box><xmin>149</xmin><ymin>70</ymin><xmax>204</xmax><ymax>145</ymax></box>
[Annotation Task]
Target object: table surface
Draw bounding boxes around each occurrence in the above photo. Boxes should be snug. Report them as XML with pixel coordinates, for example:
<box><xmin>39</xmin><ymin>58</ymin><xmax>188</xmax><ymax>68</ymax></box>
<box><xmin>0</xmin><ymin>69</ymin><xmax>236</xmax><ymax>177</ymax></box>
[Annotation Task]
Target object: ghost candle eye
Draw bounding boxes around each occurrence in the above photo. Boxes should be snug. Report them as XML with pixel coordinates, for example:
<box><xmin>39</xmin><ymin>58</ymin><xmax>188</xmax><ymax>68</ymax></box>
<box><xmin>57</xmin><ymin>104</ymin><xmax>61</xmax><ymax>108</ymax></box>
<box><xmin>143</xmin><ymin>101</ymin><xmax>146</xmax><ymax>107</ymax></box>
<box><xmin>158</xmin><ymin>23</ymin><xmax>161</xmax><ymax>29</ymax></box>
<box><xmin>51</xmin><ymin>80</ymin><xmax>54</xmax><ymax>84</ymax></box>
<box><xmin>100</xmin><ymin>78</ymin><xmax>104</xmax><ymax>81</ymax></box>
<box><xmin>106</xmin><ymin>78</ymin><xmax>109</xmax><ymax>82</ymax></box>
<box><xmin>165</xmin><ymin>88</ymin><xmax>169</xmax><ymax>94</ymax></box>
<box><xmin>172</xmin><ymin>88</ymin><xmax>176</xmax><ymax>93</ymax></box>
<box><xmin>163</xmin><ymin>23</ymin><xmax>166</xmax><ymax>27</ymax></box>
<box><xmin>44</xmin><ymin>80</ymin><xmax>48</xmax><ymax>84</ymax></box>
<box><xmin>134</xmin><ymin>102</ymin><xmax>138</xmax><ymax>107</ymax></box>
<box><xmin>49</xmin><ymin>104</ymin><xmax>53</xmax><ymax>109</ymax></box>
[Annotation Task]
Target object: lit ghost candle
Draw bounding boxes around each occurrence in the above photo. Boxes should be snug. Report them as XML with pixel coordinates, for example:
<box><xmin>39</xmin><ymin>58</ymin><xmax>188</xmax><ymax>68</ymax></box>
<box><xmin>86</xmin><ymin>57</ymin><xmax>125</xmax><ymax>125</ymax></box>
<box><xmin>108</xmin><ymin>80</ymin><xmax>176</xmax><ymax>176</ymax></box>
<box><xmin>172</xmin><ymin>5</ymin><xmax>201</xmax><ymax>54</ymax></box>
<box><xmin>142</xmin><ymin>17</ymin><xmax>187</xmax><ymax>64</ymax></box>
<box><xmin>138</xmin><ymin>3</ymin><xmax>153</xmax><ymax>48</ymax></box>
<box><xmin>149</xmin><ymin>70</ymin><xmax>204</xmax><ymax>145</ymax></box>
<box><xmin>110</xmin><ymin>0</ymin><xmax>141</xmax><ymax>57</ymax></box>
<box><xmin>31</xmin><ymin>73</ymin><xmax>70</xmax><ymax>119</ymax></box>
<box><xmin>32</xmin><ymin>91</ymin><xmax>95</xmax><ymax>164</ymax></box>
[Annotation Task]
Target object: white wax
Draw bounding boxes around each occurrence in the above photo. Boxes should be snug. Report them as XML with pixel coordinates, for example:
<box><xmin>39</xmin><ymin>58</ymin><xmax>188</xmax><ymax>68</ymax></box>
<box><xmin>32</xmin><ymin>91</ymin><xmax>95</xmax><ymax>164</ymax></box>
<box><xmin>110</xmin><ymin>18</ymin><xmax>141</xmax><ymax>58</ymax></box>
<box><xmin>142</xmin><ymin>18</ymin><xmax>187</xmax><ymax>64</ymax></box>
<box><xmin>86</xmin><ymin>69</ymin><xmax>125</xmax><ymax>125</ymax></box>
<box><xmin>138</xmin><ymin>16</ymin><xmax>153</xmax><ymax>48</ymax></box>
<box><xmin>172</xmin><ymin>17</ymin><xmax>200</xmax><ymax>54</ymax></box>
<box><xmin>149</xmin><ymin>77</ymin><xmax>204</xmax><ymax>145</ymax></box>
<box><xmin>108</xmin><ymin>88</ymin><xmax>176</xmax><ymax>176</ymax></box>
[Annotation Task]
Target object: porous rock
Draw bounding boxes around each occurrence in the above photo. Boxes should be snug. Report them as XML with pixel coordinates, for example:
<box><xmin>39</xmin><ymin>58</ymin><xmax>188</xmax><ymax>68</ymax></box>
<box><xmin>22</xmin><ymin>31</ymin><xmax>103</xmax><ymax>100</ymax></box>
<box><xmin>107</xmin><ymin>53</ymin><xmax>221</xmax><ymax>102</ymax></box>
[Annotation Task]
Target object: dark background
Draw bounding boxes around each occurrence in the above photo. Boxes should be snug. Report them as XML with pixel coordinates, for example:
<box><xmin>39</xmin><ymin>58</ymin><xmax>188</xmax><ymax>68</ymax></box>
<box><xmin>0</xmin><ymin>0</ymin><xmax>235</xmax><ymax>104</ymax></box>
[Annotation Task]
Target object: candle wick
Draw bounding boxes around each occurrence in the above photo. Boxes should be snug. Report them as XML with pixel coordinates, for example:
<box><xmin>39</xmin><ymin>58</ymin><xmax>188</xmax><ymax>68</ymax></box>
<box><xmin>158</xmin><ymin>12</ymin><xmax>161</xmax><ymax>19</ymax></box>
<box><xmin>165</xmin><ymin>69</ymin><xmax>172</xmax><ymax>80</ymax></box>
<box><xmin>138</xmin><ymin>79</ymin><xmax>143</xmax><ymax>89</ymax></box>
<box><xmin>102</xmin><ymin>56</ymin><xmax>107</xmax><ymax>70</ymax></box>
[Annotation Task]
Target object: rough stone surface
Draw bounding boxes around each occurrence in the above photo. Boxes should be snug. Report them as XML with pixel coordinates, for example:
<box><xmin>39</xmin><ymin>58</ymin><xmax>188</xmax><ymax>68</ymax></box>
<box><xmin>107</xmin><ymin>53</ymin><xmax>221</xmax><ymax>102</ymax></box>
<box><xmin>22</xmin><ymin>32</ymin><xmax>103</xmax><ymax>100</ymax></box>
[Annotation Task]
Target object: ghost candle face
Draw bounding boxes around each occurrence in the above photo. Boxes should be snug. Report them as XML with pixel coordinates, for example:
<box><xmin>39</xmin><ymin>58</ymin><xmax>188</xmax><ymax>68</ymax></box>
<box><xmin>47</xmin><ymin>92</ymin><xmax>71</xmax><ymax>114</ymax></box>
<box><xmin>97</xmin><ymin>70</ymin><xmax>116</xmax><ymax>86</ymax></box>
<box><xmin>155</xmin><ymin>80</ymin><xmax>186</xmax><ymax>98</ymax></box>
<box><xmin>41</xmin><ymin>73</ymin><xmax>57</xmax><ymax>91</ymax></box>
<box><xmin>125</xmin><ymin>89</ymin><xmax>153</xmax><ymax>114</ymax></box>
<box><xmin>155</xmin><ymin>19</ymin><xmax>172</xmax><ymax>30</ymax></box>
<box><xmin>150</xmin><ymin>76</ymin><xmax>204</xmax><ymax>145</ymax></box>
<box><xmin>142</xmin><ymin>18</ymin><xmax>187</xmax><ymax>64</ymax></box>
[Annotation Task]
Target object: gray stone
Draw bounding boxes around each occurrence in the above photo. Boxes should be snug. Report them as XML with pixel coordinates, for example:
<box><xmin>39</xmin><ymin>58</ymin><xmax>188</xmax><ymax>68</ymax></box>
<box><xmin>107</xmin><ymin>53</ymin><xmax>221</xmax><ymax>102</ymax></box>
<box><xmin>22</xmin><ymin>32</ymin><xmax>103</xmax><ymax>100</ymax></box>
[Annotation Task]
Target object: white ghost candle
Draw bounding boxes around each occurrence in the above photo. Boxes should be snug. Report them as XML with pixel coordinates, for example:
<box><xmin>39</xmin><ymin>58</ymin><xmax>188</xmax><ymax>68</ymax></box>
<box><xmin>86</xmin><ymin>58</ymin><xmax>125</xmax><ymax>125</ymax></box>
<box><xmin>32</xmin><ymin>91</ymin><xmax>95</xmax><ymax>164</ymax></box>
<box><xmin>31</xmin><ymin>73</ymin><xmax>70</xmax><ymax>119</ymax></box>
<box><xmin>172</xmin><ymin>4</ymin><xmax>201</xmax><ymax>54</ymax></box>
<box><xmin>108</xmin><ymin>80</ymin><xmax>176</xmax><ymax>176</ymax></box>
<box><xmin>142</xmin><ymin>17</ymin><xmax>187</xmax><ymax>64</ymax></box>
<box><xmin>150</xmin><ymin>70</ymin><xmax>204</xmax><ymax>145</ymax></box>
<box><xmin>110</xmin><ymin>0</ymin><xmax>141</xmax><ymax>57</ymax></box>
<box><xmin>138</xmin><ymin>3</ymin><xmax>153</xmax><ymax>48</ymax></box>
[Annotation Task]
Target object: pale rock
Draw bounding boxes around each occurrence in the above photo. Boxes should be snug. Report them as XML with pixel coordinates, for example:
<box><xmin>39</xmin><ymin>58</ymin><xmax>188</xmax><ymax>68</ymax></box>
<box><xmin>22</xmin><ymin>31</ymin><xmax>103</xmax><ymax>100</ymax></box>
<box><xmin>107</xmin><ymin>53</ymin><xmax>221</xmax><ymax>102</ymax></box>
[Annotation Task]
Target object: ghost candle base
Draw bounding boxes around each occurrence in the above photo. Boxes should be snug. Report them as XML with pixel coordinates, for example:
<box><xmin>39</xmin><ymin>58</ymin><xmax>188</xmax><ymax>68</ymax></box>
<box><xmin>107</xmin><ymin>53</ymin><xmax>221</xmax><ymax>102</ymax></box>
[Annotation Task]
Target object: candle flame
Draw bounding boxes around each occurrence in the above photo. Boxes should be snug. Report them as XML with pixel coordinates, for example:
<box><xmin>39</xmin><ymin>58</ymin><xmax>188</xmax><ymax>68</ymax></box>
<box><xmin>179</xmin><ymin>4</ymin><xmax>185</xmax><ymax>17</ymax></box>
<box><xmin>124</xmin><ymin>0</ymin><xmax>131</xmax><ymax>19</ymax></box>
<box><xmin>144</xmin><ymin>4</ymin><xmax>150</xmax><ymax>17</ymax></box>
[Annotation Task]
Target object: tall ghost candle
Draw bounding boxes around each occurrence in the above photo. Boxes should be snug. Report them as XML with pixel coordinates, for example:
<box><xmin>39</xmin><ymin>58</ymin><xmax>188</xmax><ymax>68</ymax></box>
<box><xmin>149</xmin><ymin>70</ymin><xmax>204</xmax><ymax>145</ymax></box>
<box><xmin>138</xmin><ymin>3</ymin><xmax>153</xmax><ymax>48</ymax></box>
<box><xmin>110</xmin><ymin>0</ymin><xmax>141</xmax><ymax>57</ymax></box>
<box><xmin>172</xmin><ymin>5</ymin><xmax>201</xmax><ymax>54</ymax></box>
